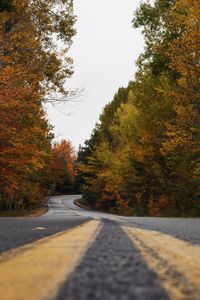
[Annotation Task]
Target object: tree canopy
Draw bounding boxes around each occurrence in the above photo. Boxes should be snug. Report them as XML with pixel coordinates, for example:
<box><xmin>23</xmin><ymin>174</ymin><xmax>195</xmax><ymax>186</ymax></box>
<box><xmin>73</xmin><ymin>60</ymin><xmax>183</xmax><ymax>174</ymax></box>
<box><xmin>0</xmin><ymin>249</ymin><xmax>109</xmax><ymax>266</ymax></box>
<box><xmin>0</xmin><ymin>0</ymin><xmax>76</xmax><ymax>211</ymax></box>
<box><xmin>76</xmin><ymin>0</ymin><xmax>200</xmax><ymax>217</ymax></box>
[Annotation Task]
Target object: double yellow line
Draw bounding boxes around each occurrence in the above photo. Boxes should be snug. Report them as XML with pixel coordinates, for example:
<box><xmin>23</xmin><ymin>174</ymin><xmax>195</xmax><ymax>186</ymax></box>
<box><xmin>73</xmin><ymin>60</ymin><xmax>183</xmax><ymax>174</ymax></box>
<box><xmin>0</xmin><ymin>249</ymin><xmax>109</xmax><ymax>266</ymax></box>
<box><xmin>123</xmin><ymin>226</ymin><xmax>200</xmax><ymax>300</ymax></box>
<box><xmin>0</xmin><ymin>220</ymin><xmax>101</xmax><ymax>300</ymax></box>
<box><xmin>0</xmin><ymin>221</ymin><xmax>200</xmax><ymax>300</ymax></box>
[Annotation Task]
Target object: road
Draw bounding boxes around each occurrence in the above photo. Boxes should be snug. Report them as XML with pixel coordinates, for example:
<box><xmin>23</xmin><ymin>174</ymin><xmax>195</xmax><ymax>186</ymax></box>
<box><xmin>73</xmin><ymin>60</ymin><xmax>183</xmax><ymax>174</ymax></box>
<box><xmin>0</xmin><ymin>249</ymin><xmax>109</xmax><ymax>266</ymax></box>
<box><xmin>0</xmin><ymin>195</ymin><xmax>199</xmax><ymax>300</ymax></box>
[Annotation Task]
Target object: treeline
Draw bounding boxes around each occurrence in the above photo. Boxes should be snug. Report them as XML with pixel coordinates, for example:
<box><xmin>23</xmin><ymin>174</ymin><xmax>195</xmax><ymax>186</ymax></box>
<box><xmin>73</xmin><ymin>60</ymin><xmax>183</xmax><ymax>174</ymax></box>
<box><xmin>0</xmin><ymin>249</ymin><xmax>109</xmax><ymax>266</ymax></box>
<box><xmin>0</xmin><ymin>1</ymin><xmax>76</xmax><ymax>212</ymax></box>
<box><xmin>77</xmin><ymin>0</ymin><xmax>200</xmax><ymax>217</ymax></box>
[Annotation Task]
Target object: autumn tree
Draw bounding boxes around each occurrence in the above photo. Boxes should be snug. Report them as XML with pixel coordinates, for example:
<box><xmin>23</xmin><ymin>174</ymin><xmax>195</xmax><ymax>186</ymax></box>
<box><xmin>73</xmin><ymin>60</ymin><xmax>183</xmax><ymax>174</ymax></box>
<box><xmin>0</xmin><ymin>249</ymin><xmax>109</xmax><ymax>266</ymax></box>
<box><xmin>161</xmin><ymin>0</ymin><xmax>200</xmax><ymax>215</ymax></box>
<box><xmin>76</xmin><ymin>86</ymin><xmax>135</xmax><ymax>214</ymax></box>
<box><xmin>0</xmin><ymin>0</ymin><xmax>76</xmax><ymax>97</ymax></box>
<box><xmin>0</xmin><ymin>70</ymin><xmax>53</xmax><ymax>210</ymax></box>
<box><xmin>51</xmin><ymin>140</ymin><xmax>75</xmax><ymax>194</ymax></box>
<box><xmin>0</xmin><ymin>0</ymin><xmax>76</xmax><ymax>211</ymax></box>
<box><xmin>77</xmin><ymin>0</ymin><xmax>200</xmax><ymax>217</ymax></box>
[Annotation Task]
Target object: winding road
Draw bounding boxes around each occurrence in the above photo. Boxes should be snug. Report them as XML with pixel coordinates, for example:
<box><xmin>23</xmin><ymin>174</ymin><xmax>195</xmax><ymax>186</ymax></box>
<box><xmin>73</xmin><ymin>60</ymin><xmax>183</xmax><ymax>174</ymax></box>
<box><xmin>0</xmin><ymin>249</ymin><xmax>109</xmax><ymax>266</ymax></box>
<box><xmin>0</xmin><ymin>195</ymin><xmax>200</xmax><ymax>300</ymax></box>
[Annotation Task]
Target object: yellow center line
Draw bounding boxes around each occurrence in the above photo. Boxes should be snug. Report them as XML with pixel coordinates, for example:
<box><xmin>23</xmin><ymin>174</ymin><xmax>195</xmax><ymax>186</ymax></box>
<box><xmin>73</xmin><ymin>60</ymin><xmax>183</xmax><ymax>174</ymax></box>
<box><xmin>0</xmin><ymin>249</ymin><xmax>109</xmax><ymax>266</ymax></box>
<box><xmin>122</xmin><ymin>226</ymin><xmax>200</xmax><ymax>300</ymax></box>
<box><xmin>0</xmin><ymin>220</ymin><xmax>101</xmax><ymax>300</ymax></box>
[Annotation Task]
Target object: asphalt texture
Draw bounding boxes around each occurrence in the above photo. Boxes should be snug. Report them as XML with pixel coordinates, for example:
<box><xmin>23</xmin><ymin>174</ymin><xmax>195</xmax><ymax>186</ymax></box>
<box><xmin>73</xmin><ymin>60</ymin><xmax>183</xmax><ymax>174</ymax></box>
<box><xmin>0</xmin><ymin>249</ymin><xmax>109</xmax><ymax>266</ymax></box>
<box><xmin>0</xmin><ymin>195</ymin><xmax>199</xmax><ymax>254</ymax></box>
<box><xmin>0</xmin><ymin>195</ymin><xmax>200</xmax><ymax>300</ymax></box>
<box><xmin>58</xmin><ymin>220</ymin><xmax>169</xmax><ymax>300</ymax></box>
<box><xmin>0</xmin><ymin>216</ymin><xmax>88</xmax><ymax>254</ymax></box>
<box><xmin>122</xmin><ymin>217</ymin><xmax>200</xmax><ymax>245</ymax></box>
<box><xmin>0</xmin><ymin>196</ymin><xmax>89</xmax><ymax>254</ymax></box>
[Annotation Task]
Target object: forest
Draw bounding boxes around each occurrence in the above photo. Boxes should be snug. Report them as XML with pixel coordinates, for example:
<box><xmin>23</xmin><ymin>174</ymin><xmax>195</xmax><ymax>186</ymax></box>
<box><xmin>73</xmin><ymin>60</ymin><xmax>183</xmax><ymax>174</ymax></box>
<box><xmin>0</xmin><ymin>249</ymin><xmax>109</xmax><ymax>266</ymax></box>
<box><xmin>76</xmin><ymin>0</ymin><xmax>200</xmax><ymax>217</ymax></box>
<box><xmin>0</xmin><ymin>0</ymin><xmax>76</xmax><ymax>213</ymax></box>
<box><xmin>0</xmin><ymin>0</ymin><xmax>199</xmax><ymax>217</ymax></box>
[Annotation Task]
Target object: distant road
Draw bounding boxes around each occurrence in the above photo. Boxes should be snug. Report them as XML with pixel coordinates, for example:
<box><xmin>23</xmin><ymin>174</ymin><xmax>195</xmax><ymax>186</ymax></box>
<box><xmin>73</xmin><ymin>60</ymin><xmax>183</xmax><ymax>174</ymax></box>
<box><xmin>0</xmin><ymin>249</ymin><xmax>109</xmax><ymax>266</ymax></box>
<box><xmin>0</xmin><ymin>195</ymin><xmax>199</xmax><ymax>300</ymax></box>
<box><xmin>62</xmin><ymin>195</ymin><xmax>200</xmax><ymax>244</ymax></box>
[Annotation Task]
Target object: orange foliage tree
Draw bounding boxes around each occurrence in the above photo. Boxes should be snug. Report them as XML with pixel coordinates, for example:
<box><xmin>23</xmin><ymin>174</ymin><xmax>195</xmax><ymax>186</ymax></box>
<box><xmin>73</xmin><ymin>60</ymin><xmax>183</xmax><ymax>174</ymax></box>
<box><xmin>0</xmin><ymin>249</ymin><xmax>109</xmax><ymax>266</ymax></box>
<box><xmin>51</xmin><ymin>140</ymin><xmax>75</xmax><ymax>194</ymax></box>
<box><xmin>77</xmin><ymin>0</ymin><xmax>200</xmax><ymax>217</ymax></box>
<box><xmin>161</xmin><ymin>0</ymin><xmax>200</xmax><ymax>214</ymax></box>
<box><xmin>0</xmin><ymin>1</ymin><xmax>76</xmax><ymax>211</ymax></box>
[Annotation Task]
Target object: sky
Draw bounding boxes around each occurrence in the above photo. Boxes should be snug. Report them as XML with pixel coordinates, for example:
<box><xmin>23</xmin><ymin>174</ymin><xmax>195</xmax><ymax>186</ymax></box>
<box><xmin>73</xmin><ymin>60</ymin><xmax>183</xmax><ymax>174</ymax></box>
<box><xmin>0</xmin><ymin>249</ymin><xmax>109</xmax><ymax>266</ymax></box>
<box><xmin>46</xmin><ymin>0</ymin><xmax>144</xmax><ymax>150</ymax></box>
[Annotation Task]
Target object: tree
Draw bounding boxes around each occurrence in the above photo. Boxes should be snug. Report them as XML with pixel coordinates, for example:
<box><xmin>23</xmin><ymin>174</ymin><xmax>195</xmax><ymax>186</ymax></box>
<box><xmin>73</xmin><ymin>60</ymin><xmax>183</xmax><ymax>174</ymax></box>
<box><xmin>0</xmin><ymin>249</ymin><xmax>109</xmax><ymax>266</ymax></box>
<box><xmin>161</xmin><ymin>0</ymin><xmax>200</xmax><ymax>215</ymax></box>
<box><xmin>0</xmin><ymin>68</ymin><xmax>53</xmax><ymax>210</ymax></box>
<box><xmin>51</xmin><ymin>140</ymin><xmax>75</xmax><ymax>193</ymax></box>
<box><xmin>132</xmin><ymin>0</ymin><xmax>177</xmax><ymax>78</ymax></box>
<box><xmin>0</xmin><ymin>0</ymin><xmax>76</xmax><ymax>99</ymax></box>
<box><xmin>0</xmin><ymin>0</ymin><xmax>76</xmax><ymax>211</ymax></box>
<box><xmin>76</xmin><ymin>0</ymin><xmax>200</xmax><ymax>217</ymax></box>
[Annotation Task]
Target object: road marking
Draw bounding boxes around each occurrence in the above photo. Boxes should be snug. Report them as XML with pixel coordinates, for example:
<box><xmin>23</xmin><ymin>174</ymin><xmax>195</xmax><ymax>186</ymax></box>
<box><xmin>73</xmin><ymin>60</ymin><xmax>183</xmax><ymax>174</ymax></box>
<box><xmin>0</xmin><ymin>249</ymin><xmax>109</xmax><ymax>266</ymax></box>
<box><xmin>61</xmin><ymin>199</ymin><xmax>81</xmax><ymax>216</ymax></box>
<box><xmin>123</xmin><ymin>226</ymin><xmax>200</xmax><ymax>300</ymax></box>
<box><xmin>0</xmin><ymin>220</ymin><xmax>101</xmax><ymax>300</ymax></box>
<box><xmin>32</xmin><ymin>227</ymin><xmax>46</xmax><ymax>231</ymax></box>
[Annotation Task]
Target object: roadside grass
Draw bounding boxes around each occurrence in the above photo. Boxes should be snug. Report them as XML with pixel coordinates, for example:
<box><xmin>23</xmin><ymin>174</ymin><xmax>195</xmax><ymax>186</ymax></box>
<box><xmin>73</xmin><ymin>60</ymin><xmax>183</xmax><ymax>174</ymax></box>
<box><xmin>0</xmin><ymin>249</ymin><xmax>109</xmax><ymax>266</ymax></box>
<box><xmin>0</xmin><ymin>202</ymin><xmax>48</xmax><ymax>217</ymax></box>
<box><xmin>74</xmin><ymin>198</ymin><xmax>135</xmax><ymax>216</ymax></box>
<box><xmin>74</xmin><ymin>198</ymin><xmax>91</xmax><ymax>210</ymax></box>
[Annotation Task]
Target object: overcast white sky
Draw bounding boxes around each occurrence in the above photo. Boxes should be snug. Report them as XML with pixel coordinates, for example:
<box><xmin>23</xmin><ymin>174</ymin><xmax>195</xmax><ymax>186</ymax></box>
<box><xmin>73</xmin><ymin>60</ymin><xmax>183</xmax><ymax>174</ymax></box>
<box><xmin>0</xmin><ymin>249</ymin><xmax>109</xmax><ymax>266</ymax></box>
<box><xmin>46</xmin><ymin>0</ymin><xmax>144</xmax><ymax>150</ymax></box>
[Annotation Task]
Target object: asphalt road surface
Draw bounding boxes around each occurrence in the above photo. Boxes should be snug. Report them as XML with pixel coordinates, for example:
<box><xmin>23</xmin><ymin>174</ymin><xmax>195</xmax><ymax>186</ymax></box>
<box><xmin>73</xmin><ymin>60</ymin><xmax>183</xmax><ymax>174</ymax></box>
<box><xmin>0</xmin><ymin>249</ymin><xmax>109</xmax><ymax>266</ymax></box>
<box><xmin>0</xmin><ymin>195</ymin><xmax>199</xmax><ymax>300</ymax></box>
